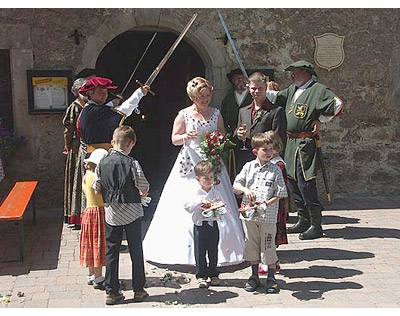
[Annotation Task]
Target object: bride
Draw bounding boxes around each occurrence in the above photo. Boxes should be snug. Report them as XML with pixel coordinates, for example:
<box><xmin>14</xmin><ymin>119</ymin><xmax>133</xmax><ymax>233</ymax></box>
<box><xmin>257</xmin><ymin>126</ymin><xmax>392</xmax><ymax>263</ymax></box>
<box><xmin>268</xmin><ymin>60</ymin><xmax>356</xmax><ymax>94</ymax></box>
<box><xmin>143</xmin><ymin>77</ymin><xmax>245</xmax><ymax>266</ymax></box>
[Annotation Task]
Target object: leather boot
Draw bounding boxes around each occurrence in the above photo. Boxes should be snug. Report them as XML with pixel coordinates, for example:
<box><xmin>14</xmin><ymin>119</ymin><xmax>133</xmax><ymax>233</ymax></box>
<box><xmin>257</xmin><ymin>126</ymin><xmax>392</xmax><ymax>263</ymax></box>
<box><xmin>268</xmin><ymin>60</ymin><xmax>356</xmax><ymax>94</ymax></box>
<box><xmin>299</xmin><ymin>206</ymin><xmax>323</xmax><ymax>240</ymax></box>
<box><xmin>287</xmin><ymin>219</ymin><xmax>310</xmax><ymax>234</ymax></box>
<box><xmin>299</xmin><ymin>225</ymin><xmax>323</xmax><ymax>240</ymax></box>
<box><xmin>287</xmin><ymin>208</ymin><xmax>310</xmax><ymax>234</ymax></box>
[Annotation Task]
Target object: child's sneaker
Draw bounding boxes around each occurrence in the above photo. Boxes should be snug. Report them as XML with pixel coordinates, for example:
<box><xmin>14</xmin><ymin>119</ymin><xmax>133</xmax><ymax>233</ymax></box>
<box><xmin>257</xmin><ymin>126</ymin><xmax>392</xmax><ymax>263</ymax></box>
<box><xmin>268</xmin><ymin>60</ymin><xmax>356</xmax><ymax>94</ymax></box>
<box><xmin>86</xmin><ymin>274</ymin><xmax>95</xmax><ymax>285</ymax></box>
<box><xmin>197</xmin><ymin>278</ymin><xmax>209</xmax><ymax>288</ymax></box>
<box><xmin>244</xmin><ymin>275</ymin><xmax>260</xmax><ymax>292</ymax></box>
<box><xmin>210</xmin><ymin>276</ymin><xmax>220</xmax><ymax>286</ymax></box>
<box><xmin>266</xmin><ymin>277</ymin><xmax>280</xmax><ymax>294</ymax></box>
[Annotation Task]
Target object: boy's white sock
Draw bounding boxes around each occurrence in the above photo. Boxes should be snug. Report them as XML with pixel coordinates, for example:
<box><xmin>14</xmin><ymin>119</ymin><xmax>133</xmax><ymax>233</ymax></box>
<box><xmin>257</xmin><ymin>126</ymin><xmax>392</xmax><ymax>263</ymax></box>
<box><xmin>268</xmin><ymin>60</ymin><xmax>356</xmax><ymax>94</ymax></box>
<box><xmin>261</xmin><ymin>264</ymin><xmax>268</xmax><ymax>271</ymax></box>
<box><xmin>86</xmin><ymin>274</ymin><xmax>95</xmax><ymax>282</ymax></box>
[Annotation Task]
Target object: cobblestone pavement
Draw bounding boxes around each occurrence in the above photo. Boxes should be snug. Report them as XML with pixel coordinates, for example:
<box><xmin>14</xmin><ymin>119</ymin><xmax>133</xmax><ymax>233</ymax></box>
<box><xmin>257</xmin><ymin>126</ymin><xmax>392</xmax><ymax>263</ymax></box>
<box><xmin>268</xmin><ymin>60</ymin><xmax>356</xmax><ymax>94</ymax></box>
<box><xmin>0</xmin><ymin>196</ymin><xmax>400</xmax><ymax>310</ymax></box>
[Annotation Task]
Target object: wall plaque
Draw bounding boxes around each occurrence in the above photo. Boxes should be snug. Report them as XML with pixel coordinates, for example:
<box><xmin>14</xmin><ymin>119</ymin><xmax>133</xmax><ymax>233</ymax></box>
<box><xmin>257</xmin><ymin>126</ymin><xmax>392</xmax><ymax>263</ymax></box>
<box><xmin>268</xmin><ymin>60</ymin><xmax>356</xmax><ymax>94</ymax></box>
<box><xmin>313</xmin><ymin>33</ymin><xmax>345</xmax><ymax>72</ymax></box>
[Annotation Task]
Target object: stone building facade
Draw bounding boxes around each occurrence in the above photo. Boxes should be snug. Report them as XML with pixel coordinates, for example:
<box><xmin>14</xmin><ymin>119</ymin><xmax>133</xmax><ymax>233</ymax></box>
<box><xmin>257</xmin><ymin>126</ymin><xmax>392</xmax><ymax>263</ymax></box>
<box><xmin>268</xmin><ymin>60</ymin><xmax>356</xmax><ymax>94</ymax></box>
<box><xmin>0</xmin><ymin>8</ymin><xmax>399</xmax><ymax>209</ymax></box>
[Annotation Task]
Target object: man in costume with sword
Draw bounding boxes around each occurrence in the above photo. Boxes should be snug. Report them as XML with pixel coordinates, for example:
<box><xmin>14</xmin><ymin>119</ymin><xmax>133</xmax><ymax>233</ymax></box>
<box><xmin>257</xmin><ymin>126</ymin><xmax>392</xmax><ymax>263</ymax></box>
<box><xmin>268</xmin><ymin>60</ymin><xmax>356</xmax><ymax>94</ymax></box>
<box><xmin>78</xmin><ymin>12</ymin><xmax>197</xmax><ymax>154</ymax></box>
<box><xmin>78</xmin><ymin>77</ymin><xmax>150</xmax><ymax>155</ymax></box>
<box><xmin>274</xmin><ymin>60</ymin><xmax>344</xmax><ymax>240</ymax></box>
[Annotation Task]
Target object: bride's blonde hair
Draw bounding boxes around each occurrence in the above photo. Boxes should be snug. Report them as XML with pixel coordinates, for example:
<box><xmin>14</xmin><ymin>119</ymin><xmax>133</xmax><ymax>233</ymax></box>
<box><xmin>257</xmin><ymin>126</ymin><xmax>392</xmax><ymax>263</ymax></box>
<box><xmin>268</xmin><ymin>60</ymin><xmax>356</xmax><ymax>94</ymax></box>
<box><xmin>186</xmin><ymin>77</ymin><xmax>213</xmax><ymax>101</ymax></box>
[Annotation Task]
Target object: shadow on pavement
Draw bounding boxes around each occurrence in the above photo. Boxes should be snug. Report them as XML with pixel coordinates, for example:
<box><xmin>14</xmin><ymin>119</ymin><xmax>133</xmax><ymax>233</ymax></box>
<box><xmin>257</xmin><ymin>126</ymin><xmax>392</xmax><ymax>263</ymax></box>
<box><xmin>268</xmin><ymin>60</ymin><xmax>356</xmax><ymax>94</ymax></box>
<box><xmin>277</xmin><ymin>247</ymin><xmax>374</xmax><ymax>264</ymax></box>
<box><xmin>324</xmin><ymin>226</ymin><xmax>400</xmax><ymax>239</ymax></box>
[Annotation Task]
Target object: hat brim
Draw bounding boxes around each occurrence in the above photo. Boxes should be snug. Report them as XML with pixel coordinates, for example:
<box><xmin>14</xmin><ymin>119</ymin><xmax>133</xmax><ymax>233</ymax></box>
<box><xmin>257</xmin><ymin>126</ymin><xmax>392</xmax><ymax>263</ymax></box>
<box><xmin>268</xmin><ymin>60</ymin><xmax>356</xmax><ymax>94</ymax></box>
<box><xmin>227</xmin><ymin>70</ymin><xmax>248</xmax><ymax>82</ymax></box>
<box><xmin>284</xmin><ymin>66</ymin><xmax>317</xmax><ymax>76</ymax></box>
<box><xmin>79</xmin><ymin>85</ymin><xmax>118</xmax><ymax>96</ymax></box>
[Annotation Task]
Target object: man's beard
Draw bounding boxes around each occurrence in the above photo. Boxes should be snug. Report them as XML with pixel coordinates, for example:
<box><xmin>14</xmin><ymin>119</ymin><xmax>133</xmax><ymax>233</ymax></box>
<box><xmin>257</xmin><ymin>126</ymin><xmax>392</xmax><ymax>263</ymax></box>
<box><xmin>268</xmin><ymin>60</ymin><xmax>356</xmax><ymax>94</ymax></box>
<box><xmin>235</xmin><ymin>83</ymin><xmax>246</xmax><ymax>91</ymax></box>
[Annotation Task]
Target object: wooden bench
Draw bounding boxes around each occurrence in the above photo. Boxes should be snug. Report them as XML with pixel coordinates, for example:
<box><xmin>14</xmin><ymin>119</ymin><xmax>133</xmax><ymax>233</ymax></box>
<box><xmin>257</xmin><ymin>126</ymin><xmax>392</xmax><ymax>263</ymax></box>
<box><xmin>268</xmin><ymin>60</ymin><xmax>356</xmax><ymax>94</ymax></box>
<box><xmin>0</xmin><ymin>181</ymin><xmax>38</xmax><ymax>261</ymax></box>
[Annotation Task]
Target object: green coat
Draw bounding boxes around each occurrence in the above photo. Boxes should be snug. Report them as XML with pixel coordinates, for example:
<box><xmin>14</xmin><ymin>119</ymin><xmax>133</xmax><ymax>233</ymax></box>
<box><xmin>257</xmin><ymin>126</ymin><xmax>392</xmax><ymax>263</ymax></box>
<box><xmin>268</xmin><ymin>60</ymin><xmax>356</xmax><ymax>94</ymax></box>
<box><xmin>274</xmin><ymin>81</ymin><xmax>337</xmax><ymax>181</ymax></box>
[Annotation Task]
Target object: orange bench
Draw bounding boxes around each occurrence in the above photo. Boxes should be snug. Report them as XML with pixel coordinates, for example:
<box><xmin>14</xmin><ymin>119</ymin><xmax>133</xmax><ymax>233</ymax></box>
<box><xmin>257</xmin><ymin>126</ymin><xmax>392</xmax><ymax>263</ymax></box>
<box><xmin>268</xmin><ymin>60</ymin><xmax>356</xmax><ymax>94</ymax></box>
<box><xmin>0</xmin><ymin>181</ymin><xmax>38</xmax><ymax>261</ymax></box>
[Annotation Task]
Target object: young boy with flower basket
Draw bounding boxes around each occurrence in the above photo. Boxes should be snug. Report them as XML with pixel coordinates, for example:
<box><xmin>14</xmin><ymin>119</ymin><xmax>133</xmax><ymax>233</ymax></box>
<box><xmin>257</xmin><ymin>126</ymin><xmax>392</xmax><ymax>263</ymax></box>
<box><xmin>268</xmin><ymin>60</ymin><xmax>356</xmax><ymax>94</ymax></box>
<box><xmin>233</xmin><ymin>132</ymin><xmax>287</xmax><ymax>294</ymax></box>
<box><xmin>184</xmin><ymin>161</ymin><xmax>228</xmax><ymax>288</ymax></box>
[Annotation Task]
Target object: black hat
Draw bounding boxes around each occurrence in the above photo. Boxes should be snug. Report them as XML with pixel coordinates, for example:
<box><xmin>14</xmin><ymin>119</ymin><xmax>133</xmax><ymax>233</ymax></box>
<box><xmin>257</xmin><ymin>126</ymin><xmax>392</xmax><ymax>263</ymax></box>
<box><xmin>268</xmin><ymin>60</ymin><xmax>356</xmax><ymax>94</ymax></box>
<box><xmin>284</xmin><ymin>60</ymin><xmax>317</xmax><ymax>76</ymax></box>
<box><xmin>227</xmin><ymin>68</ymin><xmax>247</xmax><ymax>83</ymax></box>
<box><xmin>75</xmin><ymin>68</ymin><xmax>97</xmax><ymax>79</ymax></box>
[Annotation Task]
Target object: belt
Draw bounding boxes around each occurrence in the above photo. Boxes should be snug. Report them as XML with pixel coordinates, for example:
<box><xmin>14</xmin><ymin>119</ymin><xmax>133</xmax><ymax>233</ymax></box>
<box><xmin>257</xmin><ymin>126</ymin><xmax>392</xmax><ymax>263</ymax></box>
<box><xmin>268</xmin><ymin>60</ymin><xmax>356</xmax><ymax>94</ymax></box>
<box><xmin>86</xmin><ymin>143</ymin><xmax>112</xmax><ymax>153</ymax></box>
<box><xmin>287</xmin><ymin>132</ymin><xmax>315</xmax><ymax>138</ymax></box>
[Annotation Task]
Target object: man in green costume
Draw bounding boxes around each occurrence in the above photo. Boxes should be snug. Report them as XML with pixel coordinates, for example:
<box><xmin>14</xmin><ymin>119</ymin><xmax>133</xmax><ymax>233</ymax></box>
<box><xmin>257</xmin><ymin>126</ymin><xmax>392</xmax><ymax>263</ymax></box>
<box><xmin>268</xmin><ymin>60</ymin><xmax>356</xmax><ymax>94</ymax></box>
<box><xmin>274</xmin><ymin>60</ymin><xmax>343</xmax><ymax>240</ymax></box>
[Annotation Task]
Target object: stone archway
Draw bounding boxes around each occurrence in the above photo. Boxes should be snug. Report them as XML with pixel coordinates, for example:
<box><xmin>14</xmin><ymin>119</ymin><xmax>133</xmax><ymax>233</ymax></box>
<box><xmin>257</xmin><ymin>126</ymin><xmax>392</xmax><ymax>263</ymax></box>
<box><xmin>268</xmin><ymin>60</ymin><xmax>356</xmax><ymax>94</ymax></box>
<box><xmin>78</xmin><ymin>9</ymin><xmax>230</xmax><ymax>108</ymax></box>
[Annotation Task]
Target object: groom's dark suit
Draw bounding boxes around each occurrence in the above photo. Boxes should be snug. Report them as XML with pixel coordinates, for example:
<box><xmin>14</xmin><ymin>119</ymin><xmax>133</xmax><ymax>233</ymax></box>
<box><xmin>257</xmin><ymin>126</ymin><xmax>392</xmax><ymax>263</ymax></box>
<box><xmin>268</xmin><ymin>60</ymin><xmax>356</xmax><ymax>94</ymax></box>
<box><xmin>235</xmin><ymin>97</ymin><xmax>287</xmax><ymax>173</ymax></box>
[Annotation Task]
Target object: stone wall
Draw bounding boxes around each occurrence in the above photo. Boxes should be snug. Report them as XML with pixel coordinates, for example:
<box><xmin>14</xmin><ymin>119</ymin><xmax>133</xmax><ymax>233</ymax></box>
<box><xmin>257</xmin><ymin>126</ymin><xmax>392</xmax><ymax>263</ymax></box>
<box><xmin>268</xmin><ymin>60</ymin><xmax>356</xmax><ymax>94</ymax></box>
<box><xmin>1</xmin><ymin>8</ymin><xmax>399</xmax><ymax>209</ymax></box>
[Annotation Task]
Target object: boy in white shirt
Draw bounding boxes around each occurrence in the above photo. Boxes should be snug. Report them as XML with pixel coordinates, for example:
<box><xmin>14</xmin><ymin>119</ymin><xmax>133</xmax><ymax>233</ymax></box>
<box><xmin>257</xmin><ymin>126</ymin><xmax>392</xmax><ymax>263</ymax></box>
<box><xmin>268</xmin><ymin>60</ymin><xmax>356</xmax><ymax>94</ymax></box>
<box><xmin>184</xmin><ymin>161</ymin><xmax>227</xmax><ymax>288</ymax></box>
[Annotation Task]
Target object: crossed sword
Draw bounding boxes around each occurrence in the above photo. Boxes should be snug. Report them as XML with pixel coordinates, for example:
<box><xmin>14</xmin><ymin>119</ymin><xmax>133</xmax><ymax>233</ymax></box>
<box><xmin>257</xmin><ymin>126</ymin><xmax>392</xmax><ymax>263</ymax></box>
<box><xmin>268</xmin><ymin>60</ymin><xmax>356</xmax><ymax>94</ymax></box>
<box><xmin>115</xmin><ymin>13</ymin><xmax>198</xmax><ymax>115</ymax></box>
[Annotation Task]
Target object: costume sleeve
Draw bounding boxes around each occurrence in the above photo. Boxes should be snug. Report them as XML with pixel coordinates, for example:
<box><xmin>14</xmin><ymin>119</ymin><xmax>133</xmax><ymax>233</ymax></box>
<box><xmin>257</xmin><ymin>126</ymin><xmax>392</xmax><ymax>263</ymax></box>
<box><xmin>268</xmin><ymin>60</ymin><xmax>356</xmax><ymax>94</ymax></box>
<box><xmin>220</xmin><ymin>95</ymin><xmax>228</xmax><ymax>122</ymax></box>
<box><xmin>318</xmin><ymin>96</ymin><xmax>344</xmax><ymax>123</ymax></box>
<box><xmin>114</xmin><ymin>88</ymin><xmax>144</xmax><ymax>116</ymax></box>
<box><xmin>266</xmin><ymin>90</ymin><xmax>279</xmax><ymax>102</ymax></box>
<box><xmin>273</xmin><ymin>88</ymin><xmax>289</xmax><ymax>108</ymax></box>
<box><xmin>62</xmin><ymin>104</ymin><xmax>75</xmax><ymax>148</ymax></box>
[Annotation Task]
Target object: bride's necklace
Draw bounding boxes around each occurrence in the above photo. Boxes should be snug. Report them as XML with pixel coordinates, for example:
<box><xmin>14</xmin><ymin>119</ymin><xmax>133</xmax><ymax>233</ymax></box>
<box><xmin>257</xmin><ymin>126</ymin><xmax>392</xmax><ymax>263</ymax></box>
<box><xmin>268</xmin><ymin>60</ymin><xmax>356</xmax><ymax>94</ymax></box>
<box><xmin>193</xmin><ymin>105</ymin><xmax>207</xmax><ymax>114</ymax></box>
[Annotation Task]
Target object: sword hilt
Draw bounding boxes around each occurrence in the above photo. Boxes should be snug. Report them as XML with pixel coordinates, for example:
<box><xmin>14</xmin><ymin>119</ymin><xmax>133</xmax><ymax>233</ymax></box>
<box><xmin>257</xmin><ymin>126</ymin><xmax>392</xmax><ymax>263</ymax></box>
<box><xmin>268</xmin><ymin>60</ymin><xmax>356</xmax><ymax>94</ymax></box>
<box><xmin>115</xmin><ymin>94</ymin><xmax>125</xmax><ymax>101</ymax></box>
<box><xmin>136</xmin><ymin>80</ymin><xmax>155</xmax><ymax>96</ymax></box>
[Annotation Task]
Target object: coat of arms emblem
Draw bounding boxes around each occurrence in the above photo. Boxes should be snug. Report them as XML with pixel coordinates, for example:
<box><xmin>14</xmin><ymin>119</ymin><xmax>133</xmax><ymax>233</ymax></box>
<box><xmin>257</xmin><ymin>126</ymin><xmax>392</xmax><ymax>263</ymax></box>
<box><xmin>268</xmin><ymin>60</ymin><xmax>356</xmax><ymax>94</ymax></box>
<box><xmin>314</xmin><ymin>33</ymin><xmax>345</xmax><ymax>72</ymax></box>
<box><xmin>294</xmin><ymin>103</ymin><xmax>308</xmax><ymax>119</ymax></box>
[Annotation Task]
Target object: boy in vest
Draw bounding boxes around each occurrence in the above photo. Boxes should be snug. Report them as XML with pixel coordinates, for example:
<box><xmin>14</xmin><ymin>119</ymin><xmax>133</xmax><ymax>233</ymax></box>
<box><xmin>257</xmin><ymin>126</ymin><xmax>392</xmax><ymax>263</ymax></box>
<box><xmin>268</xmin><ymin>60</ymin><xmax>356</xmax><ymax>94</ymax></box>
<box><xmin>94</xmin><ymin>125</ymin><xmax>150</xmax><ymax>305</ymax></box>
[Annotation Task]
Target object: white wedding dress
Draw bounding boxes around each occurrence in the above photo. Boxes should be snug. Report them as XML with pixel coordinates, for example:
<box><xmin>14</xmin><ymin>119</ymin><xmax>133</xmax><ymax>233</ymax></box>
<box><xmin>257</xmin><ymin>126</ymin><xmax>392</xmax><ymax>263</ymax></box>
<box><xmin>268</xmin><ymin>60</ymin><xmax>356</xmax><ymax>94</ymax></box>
<box><xmin>143</xmin><ymin>107</ymin><xmax>245</xmax><ymax>266</ymax></box>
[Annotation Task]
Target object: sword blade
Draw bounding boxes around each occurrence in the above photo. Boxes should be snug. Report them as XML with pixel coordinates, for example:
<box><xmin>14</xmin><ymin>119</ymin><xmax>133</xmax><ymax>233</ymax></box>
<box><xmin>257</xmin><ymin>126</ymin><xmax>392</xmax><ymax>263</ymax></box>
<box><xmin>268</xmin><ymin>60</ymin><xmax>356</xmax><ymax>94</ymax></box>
<box><xmin>218</xmin><ymin>12</ymin><xmax>249</xmax><ymax>82</ymax></box>
<box><xmin>120</xmin><ymin>32</ymin><xmax>158</xmax><ymax>96</ymax></box>
<box><xmin>144</xmin><ymin>13</ymin><xmax>197</xmax><ymax>87</ymax></box>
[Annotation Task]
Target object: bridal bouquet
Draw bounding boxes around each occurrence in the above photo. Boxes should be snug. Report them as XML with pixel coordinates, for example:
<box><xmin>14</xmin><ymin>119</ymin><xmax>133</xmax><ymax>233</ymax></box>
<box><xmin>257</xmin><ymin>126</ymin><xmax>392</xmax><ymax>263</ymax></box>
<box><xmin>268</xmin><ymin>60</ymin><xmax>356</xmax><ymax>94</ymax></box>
<box><xmin>200</xmin><ymin>130</ymin><xmax>235</xmax><ymax>185</ymax></box>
